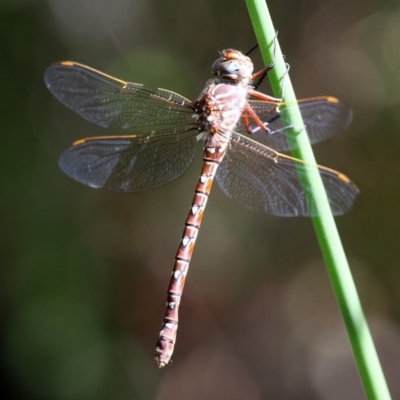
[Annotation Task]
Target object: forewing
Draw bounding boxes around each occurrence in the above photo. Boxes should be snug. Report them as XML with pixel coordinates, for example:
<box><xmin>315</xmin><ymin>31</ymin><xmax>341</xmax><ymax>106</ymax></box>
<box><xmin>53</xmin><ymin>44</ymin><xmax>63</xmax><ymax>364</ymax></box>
<box><xmin>216</xmin><ymin>133</ymin><xmax>359</xmax><ymax>216</ymax></box>
<box><xmin>45</xmin><ymin>62</ymin><xmax>194</xmax><ymax>129</ymax></box>
<box><xmin>237</xmin><ymin>97</ymin><xmax>353</xmax><ymax>151</ymax></box>
<box><xmin>59</xmin><ymin>128</ymin><xmax>199</xmax><ymax>192</ymax></box>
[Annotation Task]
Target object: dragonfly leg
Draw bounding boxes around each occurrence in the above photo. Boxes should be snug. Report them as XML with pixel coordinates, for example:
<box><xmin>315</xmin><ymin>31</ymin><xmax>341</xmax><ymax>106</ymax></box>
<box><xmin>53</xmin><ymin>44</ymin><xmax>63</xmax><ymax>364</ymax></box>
<box><xmin>251</xmin><ymin>31</ymin><xmax>291</xmax><ymax>101</ymax></box>
<box><xmin>242</xmin><ymin>102</ymin><xmax>275</xmax><ymax>134</ymax></box>
<box><xmin>251</xmin><ymin>63</ymin><xmax>275</xmax><ymax>90</ymax></box>
<box><xmin>249</xmin><ymin>88</ymin><xmax>281</xmax><ymax>103</ymax></box>
<box><xmin>251</xmin><ymin>30</ymin><xmax>279</xmax><ymax>89</ymax></box>
<box><xmin>241</xmin><ymin>109</ymin><xmax>255</xmax><ymax>134</ymax></box>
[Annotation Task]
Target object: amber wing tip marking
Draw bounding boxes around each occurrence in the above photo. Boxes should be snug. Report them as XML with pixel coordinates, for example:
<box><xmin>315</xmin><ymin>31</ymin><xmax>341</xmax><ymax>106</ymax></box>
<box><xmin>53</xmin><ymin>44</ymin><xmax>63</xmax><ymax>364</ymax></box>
<box><xmin>326</xmin><ymin>96</ymin><xmax>340</xmax><ymax>103</ymax></box>
<box><xmin>337</xmin><ymin>172</ymin><xmax>351</xmax><ymax>183</ymax></box>
<box><xmin>72</xmin><ymin>138</ymin><xmax>87</xmax><ymax>146</ymax></box>
<box><xmin>60</xmin><ymin>61</ymin><xmax>75</xmax><ymax>67</ymax></box>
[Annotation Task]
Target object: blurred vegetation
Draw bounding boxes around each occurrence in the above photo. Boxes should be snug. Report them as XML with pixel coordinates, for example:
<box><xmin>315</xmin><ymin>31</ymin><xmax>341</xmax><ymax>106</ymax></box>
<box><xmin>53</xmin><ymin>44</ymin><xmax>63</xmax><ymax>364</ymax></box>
<box><xmin>1</xmin><ymin>0</ymin><xmax>400</xmax><ymax>399</ymax></box>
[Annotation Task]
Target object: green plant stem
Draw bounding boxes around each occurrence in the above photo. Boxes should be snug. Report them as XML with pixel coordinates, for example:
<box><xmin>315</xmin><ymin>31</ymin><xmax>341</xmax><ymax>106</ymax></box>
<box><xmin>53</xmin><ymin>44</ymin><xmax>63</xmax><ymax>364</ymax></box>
<box><xmin>245</xmin><ymin>0</ymin><xmax>391</xmax><ymax>399</ymax></box>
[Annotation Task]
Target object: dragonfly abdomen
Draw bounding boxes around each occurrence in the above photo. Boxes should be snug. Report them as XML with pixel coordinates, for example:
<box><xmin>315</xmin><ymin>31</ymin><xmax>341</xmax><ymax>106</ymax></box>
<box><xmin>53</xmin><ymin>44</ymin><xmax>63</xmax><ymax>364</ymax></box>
<box><xmin>154</xmin><ymin>147</ymin><xmax>226</xmax><ymax>367</ymax></box>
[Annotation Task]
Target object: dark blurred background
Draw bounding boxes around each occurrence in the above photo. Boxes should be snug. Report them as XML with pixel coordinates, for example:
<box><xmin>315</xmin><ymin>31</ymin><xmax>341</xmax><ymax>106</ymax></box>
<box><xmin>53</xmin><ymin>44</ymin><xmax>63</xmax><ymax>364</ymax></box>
<box><xmin>2</xmin><ymin>0</ymin><xmax>400</xmax><ymax>399</ymax></box>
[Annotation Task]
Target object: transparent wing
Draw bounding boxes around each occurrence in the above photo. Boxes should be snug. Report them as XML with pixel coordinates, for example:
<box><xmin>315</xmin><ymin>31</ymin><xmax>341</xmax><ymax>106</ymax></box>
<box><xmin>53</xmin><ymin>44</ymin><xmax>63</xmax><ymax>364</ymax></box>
<box><xmin>237</xmin><ymin>97</ymin><xmax>353</xmax><ymax>151</ymax></box>
<box><xmin>59</xmin><ymin>127</ymin><xmax>199</xmax><ymax>192</ymax></box>
<box><xmin>45</xmin><ymin>61</ymin><xmax>194</xmax><ymax>129</ymax></box>
<box><xmin>216</xmin><ymin>133</ymin><xmax>359</xmax><ymax>216</ymax></box>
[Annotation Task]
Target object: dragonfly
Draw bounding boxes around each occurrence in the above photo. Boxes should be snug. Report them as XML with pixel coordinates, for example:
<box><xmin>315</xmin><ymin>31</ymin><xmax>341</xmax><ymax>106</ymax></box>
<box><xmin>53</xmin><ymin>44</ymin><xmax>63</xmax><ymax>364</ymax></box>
<box><xmin>45</xmin><ymin>49</ymin><xmax>359</xmax><ymax>368</ymax></box>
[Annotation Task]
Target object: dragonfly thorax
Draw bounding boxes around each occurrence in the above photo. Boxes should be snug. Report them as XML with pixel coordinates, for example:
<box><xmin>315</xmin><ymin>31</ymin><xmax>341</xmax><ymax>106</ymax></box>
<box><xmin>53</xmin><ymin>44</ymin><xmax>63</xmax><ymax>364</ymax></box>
<box><xmin>194</xmin><ymin>81</ymin><xmax>249</xmax><ymax>137</ymax></box>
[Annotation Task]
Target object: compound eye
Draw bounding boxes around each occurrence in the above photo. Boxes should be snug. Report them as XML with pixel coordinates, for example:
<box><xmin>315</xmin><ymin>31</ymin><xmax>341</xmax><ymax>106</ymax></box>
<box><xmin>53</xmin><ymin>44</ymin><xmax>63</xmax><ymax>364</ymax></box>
<box><xmin>221</xmin><ymin>60</ymin><xmax>240</xmax><ymax>75</ymax></box>
<box><xmin>212</xmin><ymin>59</ymin><xmax>241</xmax><ymax>77</ymax></box>
<box><xmin>211</xmin><ymin>58</ymin><xmax>224</xmax><ymax>75</ymax></box>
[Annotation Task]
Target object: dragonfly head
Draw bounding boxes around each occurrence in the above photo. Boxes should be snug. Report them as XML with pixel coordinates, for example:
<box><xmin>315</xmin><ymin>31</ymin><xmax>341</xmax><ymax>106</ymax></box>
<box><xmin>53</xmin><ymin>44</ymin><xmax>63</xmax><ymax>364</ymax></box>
<box><xmin>211</xmin><ymin>49</ymin><xmax>254</xmax><ymax>82</ymax></box>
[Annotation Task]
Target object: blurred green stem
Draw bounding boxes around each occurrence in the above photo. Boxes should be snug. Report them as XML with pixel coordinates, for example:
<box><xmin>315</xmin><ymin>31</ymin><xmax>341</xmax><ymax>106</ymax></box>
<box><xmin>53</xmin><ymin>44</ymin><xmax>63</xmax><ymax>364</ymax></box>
<box><xmin>245</xmin><ymin>0</ymin><xmax>391</xmax><ymax>399</ymax></box>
